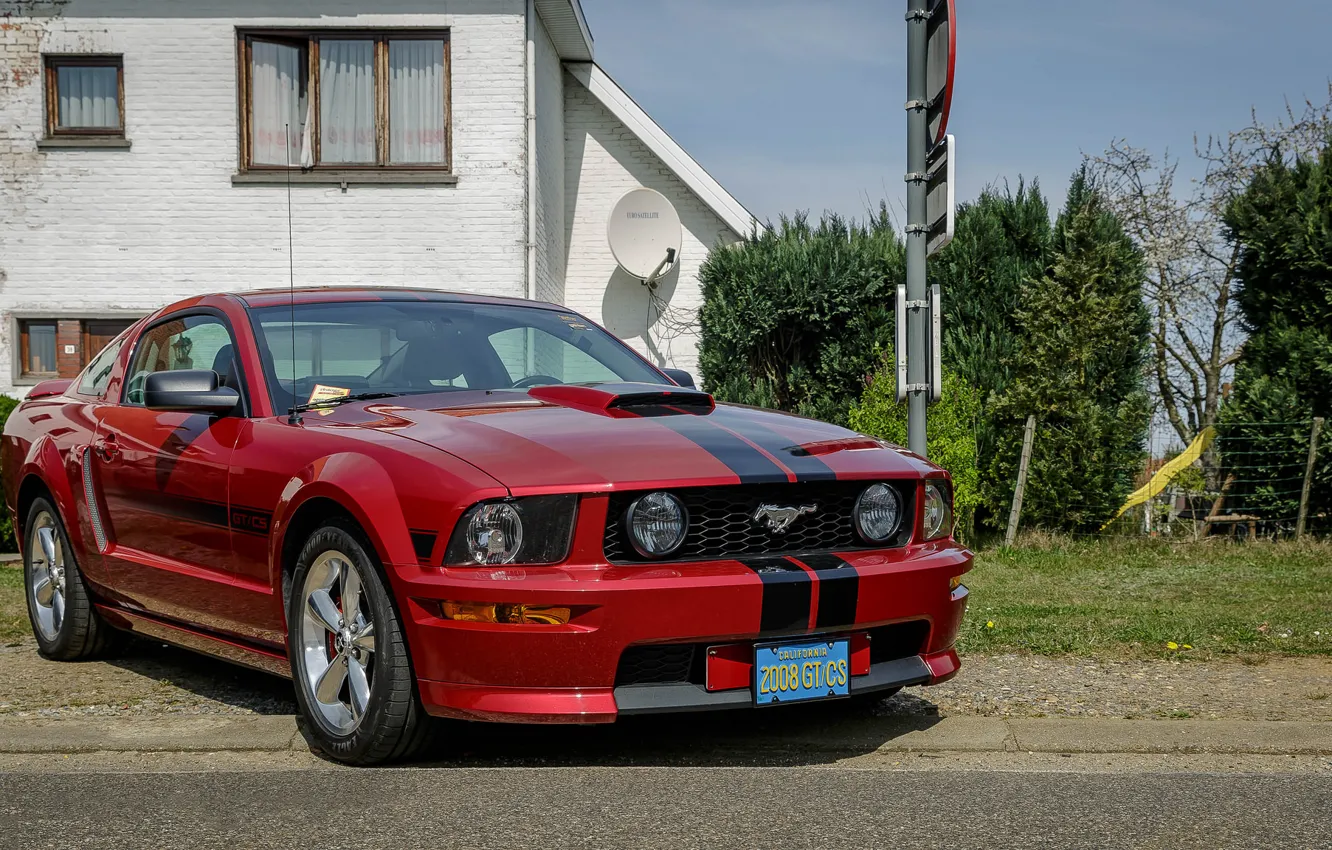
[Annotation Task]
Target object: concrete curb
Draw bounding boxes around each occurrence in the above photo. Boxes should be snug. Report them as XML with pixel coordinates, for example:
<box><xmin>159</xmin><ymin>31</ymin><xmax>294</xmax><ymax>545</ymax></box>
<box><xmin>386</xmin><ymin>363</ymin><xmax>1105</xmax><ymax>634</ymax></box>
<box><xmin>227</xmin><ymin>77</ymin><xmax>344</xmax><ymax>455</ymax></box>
<box><xmin>0</xmin><ymin>715</ymin><xmax>1328</xmax><ymax>757</ymax></box>
<box><xmin>0</xmin><ymin>716</ymin><xmax>304</xmax><ymax>754</ymax></box>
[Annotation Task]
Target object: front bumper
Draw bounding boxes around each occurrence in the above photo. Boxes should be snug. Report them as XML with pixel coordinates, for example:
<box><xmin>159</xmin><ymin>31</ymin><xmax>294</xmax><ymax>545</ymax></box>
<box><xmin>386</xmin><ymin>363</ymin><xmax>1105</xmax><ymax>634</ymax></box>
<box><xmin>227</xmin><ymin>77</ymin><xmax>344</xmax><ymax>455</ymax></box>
<box><xmin>393</xmin><ymin>541</ymin><xmax>971</xmax><ymax>723</ymax></box>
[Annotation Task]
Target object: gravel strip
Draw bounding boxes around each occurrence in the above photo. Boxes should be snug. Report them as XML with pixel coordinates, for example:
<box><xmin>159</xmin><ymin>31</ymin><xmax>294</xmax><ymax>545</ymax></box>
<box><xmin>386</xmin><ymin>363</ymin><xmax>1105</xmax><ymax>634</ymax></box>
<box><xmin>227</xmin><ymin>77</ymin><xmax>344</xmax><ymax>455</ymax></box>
<box><xmin>886</xmin><ymin>654</ymin><xmax>1332</xmax><ymax>722</ymax></box>
<box><xmin>4</xmin><ymin>638</ymin><xmax>1330</xmax><ymax>721</ymax></box>
<box><xmin>0</xmin><ymin>639</ymin><xmax>295</xmax><ymax>718</ymax></box>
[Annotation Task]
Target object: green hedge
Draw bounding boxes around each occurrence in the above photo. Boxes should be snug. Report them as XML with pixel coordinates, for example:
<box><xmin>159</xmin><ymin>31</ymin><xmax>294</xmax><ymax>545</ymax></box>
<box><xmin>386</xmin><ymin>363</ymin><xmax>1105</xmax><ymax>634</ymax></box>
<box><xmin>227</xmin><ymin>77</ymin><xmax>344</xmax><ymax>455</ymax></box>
<box><xmin>0</xmin><ymin>395</ymin><xmax>19</xmax><ymax>552</ymax></box>
<box><xmin>698</xmin><ymin>210</ymin><xmax>904</xmax><ymax>426</ymax></box>
<box><xmin>849</xmin><ymin>357</ymin><xmax>983</xmax><ymax>537</ymax></box>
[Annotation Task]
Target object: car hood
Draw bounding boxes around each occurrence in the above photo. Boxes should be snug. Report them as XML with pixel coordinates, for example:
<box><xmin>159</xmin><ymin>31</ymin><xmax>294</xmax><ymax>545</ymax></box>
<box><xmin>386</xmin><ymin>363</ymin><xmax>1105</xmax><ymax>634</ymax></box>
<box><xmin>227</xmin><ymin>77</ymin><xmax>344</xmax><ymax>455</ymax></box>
<box><xmin>319</xmin><ymin>384</ymin><xmax>935</xmax><ymax>494</ymax></box>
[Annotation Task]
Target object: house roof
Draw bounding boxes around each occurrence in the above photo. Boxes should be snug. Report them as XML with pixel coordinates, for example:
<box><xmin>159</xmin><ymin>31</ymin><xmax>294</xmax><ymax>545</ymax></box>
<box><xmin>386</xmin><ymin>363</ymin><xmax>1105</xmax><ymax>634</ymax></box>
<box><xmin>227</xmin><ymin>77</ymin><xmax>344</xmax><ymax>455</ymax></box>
<box><xmin>535</xmin><ymin>0</ymin><xmax>594</xmax><ymax>62</ymax></box>
<box><xmin>565</xmin><ymin>62</ymin><xmax>758</xmax><ymax>239</ymax></box>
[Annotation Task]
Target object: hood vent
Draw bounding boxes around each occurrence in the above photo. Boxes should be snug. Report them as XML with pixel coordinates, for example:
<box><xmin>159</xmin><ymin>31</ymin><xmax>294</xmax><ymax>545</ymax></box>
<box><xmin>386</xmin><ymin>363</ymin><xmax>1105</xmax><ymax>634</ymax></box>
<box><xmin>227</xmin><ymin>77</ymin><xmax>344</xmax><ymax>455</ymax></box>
<box><xmin>527</xmin><ymin>383</ymin><xmax>716</xmax><ymax>418</ymax></box>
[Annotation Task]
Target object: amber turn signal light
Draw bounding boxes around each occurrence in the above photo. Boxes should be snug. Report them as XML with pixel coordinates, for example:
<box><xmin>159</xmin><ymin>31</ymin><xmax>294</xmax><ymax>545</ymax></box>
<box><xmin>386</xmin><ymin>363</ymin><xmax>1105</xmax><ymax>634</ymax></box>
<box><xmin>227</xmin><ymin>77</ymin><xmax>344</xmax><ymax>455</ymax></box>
<box><xmin>440</xmin><ymin>601</ymin><xmax>572</xmax><ymax>626</ymax></box>
<box><xmin>949</xmin><ymin>576</ymin><xmax>964</xmax><ymax>591</ymax></box>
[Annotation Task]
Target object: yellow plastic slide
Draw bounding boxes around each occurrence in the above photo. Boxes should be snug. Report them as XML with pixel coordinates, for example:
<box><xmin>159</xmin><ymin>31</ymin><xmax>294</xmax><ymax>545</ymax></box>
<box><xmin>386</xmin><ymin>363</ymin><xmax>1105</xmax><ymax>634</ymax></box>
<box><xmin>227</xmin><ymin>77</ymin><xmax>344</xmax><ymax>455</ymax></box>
<box><xmin>1101</xmin><ymin>427</ymin><xmax>1216</xmax><ymax>530</ymax></box>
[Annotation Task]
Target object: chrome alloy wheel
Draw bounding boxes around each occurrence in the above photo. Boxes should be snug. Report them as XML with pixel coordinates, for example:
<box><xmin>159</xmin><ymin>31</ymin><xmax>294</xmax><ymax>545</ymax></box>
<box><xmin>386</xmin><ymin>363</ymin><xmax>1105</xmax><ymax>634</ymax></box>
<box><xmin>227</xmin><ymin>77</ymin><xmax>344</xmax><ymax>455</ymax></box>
<box><xmin>299</xmin><ymin>550</ymin><xmax>377</xmax><ymax>736</ymax></box>
<box><xmin>28</xmin><ymin>511</ymin><xmax>66</xmax><ymax>642</ymax></box>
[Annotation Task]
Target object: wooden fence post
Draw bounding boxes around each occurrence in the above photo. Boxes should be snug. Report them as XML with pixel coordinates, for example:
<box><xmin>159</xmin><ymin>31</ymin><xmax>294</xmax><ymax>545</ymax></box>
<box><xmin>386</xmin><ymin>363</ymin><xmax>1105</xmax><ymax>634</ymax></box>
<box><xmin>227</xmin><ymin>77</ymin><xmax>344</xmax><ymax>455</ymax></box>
<box><xmin>1296</xmin><ymin>417</ymin><xmax>1324</xmax><ymax>540</ymax></box>
<box><xmin>1005</xmin><ymin>415</ymin><xmax>1037</xmax><ymax>547</ymax></box>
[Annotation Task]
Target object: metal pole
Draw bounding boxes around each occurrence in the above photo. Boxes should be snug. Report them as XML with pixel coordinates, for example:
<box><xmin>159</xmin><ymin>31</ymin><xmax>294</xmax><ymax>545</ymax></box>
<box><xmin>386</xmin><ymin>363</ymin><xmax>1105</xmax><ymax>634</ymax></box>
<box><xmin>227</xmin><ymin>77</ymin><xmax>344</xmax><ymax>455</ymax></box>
<box><xmin>905</xmin><ymin>0</ymin><xmax>929</xmax><ymax>456</ymax></box>
<box><xmin>1005</xmin><ymin>415</ymin><xmax>1037</xmax><ymax>547</ymax></box>
<box><xmin>1296</xmin><ymin>417</ymin><xmax>1324</xmax><ymax>540</ymax></box>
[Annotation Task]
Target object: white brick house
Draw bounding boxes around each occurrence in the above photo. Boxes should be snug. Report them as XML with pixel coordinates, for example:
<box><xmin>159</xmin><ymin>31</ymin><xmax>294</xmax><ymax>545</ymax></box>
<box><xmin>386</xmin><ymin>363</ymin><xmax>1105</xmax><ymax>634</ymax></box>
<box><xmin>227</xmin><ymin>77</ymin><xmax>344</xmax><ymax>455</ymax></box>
<box><xmin>0</xmin><ymin>0</ymin><xmax>754</xmax><ymax>396</ymax></box>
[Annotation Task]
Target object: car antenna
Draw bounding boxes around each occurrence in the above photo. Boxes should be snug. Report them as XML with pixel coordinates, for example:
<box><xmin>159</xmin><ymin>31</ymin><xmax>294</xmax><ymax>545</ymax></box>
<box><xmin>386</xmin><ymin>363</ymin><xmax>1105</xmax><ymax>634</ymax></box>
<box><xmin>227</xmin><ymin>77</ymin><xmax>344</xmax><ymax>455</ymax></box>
<box><xmin>284</xmin><ymin>122</ymin><xmax>302</xmax><ymax>426</ymax></box>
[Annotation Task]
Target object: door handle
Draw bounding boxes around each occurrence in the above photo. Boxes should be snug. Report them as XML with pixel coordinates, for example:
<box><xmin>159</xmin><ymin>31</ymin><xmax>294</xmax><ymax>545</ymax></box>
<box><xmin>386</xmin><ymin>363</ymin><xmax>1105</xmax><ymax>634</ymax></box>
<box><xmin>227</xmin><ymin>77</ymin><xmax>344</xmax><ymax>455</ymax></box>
<box><xmin>94</xmin><ymin>434</ymin><xmax>119</xmax><ymax>462</ymax></box>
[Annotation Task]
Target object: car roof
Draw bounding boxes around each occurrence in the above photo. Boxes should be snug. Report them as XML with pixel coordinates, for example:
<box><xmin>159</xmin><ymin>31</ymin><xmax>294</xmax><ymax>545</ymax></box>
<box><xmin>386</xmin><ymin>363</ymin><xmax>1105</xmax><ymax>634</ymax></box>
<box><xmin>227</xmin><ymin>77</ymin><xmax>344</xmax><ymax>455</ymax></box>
<box><xmin>229</xmin><ymin>287</ymin><xmax>568</xmax><ymax>312</ymax></box>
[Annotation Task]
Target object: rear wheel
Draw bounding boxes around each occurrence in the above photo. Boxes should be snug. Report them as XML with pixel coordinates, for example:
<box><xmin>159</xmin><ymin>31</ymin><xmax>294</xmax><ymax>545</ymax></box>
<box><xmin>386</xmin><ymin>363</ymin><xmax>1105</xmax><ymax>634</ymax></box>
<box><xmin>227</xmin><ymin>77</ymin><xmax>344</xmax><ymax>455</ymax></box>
<box><xmin>24</xmin><ymin>497</ymin><xmax>119</xmax><ymax>660</ymax></box>
<box><xmin>288</xmin><ymin>522</ymin><xmax>433</xmax><ymax>765</ymax></box>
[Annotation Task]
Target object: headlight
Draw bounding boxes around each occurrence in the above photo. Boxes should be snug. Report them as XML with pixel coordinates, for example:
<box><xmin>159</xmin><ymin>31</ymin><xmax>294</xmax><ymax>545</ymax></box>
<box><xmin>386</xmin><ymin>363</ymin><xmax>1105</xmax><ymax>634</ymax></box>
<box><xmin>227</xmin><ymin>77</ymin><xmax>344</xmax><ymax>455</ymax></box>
<box><xmin>854</xmin><ymin>483</ymin><xmax>904</xmax><ymax>544</ymax></box>
<box><xmin>625</xmin><ymin>491</ymin><xmax>688</xmax><ymax>559</ymax></box>
<box><xmin>445</xmin><ymin>495</ymin><xmax>577</xmax><ymax>566</ymax></box>
<box><xmin>923</xmin><ymin>480</ymin><xmax>953</xmax><ymax>541</ymax></box>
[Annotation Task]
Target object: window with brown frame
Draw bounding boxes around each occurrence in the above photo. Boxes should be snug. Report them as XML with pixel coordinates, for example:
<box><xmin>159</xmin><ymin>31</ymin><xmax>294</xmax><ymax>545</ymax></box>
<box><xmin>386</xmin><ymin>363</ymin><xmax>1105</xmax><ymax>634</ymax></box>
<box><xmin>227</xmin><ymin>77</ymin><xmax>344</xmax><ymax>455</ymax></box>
<box><xmin>238</xmin><ymin>30</ymin><xmax>451</xmax><ymax>171</ymax></box>
<box><xmin>19</xmin><ymin>321</ymin><xmax>59</xmax><ymax>379</ymax></box>
<box><xmin>44</xmin><ymin>55</ymin><xmax>125</xmax><ymax>138</ymax></box>
<box><xmin>18</xmin><ymin>318</ymin><xmax>138</xmax><ymax>381</ymax></box>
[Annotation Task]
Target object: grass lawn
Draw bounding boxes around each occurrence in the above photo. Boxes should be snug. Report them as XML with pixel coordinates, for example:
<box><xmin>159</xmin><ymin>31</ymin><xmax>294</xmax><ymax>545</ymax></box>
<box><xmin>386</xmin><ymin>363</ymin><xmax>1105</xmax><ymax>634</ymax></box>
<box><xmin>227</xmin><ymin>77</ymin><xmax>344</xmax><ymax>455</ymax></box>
<box><xmin>3</xmin><ymin>538</ymin><xmax>1330</xmax><ymax>660</ymax></box>
<box><xmin>1</xmin><ymin>564</ymin><xmax>27</xmax><ymax>644</ymax></box>
<box><xmin>958</xmin><ymin>536</ymin><xmax>1332</xmax><ymax>660</ymax></box>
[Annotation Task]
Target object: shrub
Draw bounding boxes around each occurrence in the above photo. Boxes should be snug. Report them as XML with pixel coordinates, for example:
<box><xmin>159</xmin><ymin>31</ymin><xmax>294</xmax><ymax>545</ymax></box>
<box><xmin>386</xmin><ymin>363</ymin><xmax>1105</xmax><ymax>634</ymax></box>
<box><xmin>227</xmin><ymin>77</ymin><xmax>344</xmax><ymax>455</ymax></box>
<box><xmin>698</xmin><ymin>209</ymin><xmax>904</xmax><ymax>426</ymax></box>
<box><xmin>849</xmin><ymin>355</ymin><xmax>983</xmax><ymax>536</ymax></box>
<box><xmin>0</xmin><ymin>394</ymin><xmax>20</xmax><ymax>552</ymax></box>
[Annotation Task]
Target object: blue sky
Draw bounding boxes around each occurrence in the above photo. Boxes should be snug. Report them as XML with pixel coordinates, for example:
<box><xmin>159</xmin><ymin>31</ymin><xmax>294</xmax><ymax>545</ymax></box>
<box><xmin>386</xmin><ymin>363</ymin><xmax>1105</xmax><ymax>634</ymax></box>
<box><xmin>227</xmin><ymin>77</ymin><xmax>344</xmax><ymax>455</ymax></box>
<box><xmin>580</xmin><ymin>0</ymin><xmax>1332</xmax><ymax>224</ymax></box>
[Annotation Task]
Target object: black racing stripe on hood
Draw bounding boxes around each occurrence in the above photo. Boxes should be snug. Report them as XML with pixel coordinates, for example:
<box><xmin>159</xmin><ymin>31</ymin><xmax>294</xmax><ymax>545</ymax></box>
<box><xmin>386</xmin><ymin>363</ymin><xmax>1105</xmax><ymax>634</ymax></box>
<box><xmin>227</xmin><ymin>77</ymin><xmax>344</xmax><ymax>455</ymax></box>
<box><xmin>738</xmin><ymin>557</ymin><xmax>812</xmax><ymax>633</ymax></box>
<box><xmin>653</xmin><ymin>416</ymin><xmax>792</xmax><ymax>485</ymax></box>
<box><xmin>709</xmin><ymin>410</ymin><xmax>838</xmax><ymax>482</ymax></box>
<box><xmin>795</xmin><ymin>553</ymin><xmax>860</xmax><ymax>629</ymax></box>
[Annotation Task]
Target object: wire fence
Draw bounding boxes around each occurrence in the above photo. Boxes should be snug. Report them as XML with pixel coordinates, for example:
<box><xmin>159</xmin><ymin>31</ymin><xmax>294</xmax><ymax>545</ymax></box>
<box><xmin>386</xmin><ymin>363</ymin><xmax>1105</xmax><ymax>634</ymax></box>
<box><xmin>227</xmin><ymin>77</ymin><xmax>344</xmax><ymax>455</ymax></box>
<box><xmin>1010</xmin><ymin>418</ymin><xmax>1328</xmax><ymax>543</ymax></box>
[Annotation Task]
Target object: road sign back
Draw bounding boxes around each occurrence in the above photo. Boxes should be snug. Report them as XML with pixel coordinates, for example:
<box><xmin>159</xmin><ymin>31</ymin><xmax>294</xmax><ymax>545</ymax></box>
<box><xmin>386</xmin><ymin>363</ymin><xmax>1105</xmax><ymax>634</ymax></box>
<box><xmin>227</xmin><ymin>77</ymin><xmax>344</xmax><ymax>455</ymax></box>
<box><xmin>927</xmin><ymin>134</ymin><xmax>955</xmax><ymax>257</ymax></box>
<box><xmin>926</xmin><ymin>0</ymin><xmax>956</xmax><ymax>148</ymax></box>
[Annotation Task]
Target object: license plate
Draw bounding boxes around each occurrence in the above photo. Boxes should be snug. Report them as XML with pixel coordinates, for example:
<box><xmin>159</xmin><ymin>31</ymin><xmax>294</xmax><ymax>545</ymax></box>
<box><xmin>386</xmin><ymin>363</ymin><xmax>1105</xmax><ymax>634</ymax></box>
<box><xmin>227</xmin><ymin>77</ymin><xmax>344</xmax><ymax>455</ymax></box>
<box><xmin>754</xmin><ymin>638</ymin><xmax>850</xmax><ymax>706</ymax></box>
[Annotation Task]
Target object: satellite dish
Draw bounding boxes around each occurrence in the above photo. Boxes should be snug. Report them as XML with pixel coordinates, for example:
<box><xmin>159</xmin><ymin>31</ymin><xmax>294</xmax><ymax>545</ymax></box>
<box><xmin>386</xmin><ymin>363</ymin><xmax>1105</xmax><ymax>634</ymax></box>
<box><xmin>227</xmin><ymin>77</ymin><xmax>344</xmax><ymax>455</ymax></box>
<box><xmin>608</xmin><ymin>188</ymin><xmax>682</xmax><ymax>282</ymax></box>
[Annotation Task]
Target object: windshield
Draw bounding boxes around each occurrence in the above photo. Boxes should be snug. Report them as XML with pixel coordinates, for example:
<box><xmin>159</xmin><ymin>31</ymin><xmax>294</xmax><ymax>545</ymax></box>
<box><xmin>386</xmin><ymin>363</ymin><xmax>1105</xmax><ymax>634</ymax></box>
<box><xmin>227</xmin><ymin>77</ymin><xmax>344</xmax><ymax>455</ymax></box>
<box><xmin>248</xmin><ymin>300</ymin><xmax>668</xmax><ymax>412</ymax></box>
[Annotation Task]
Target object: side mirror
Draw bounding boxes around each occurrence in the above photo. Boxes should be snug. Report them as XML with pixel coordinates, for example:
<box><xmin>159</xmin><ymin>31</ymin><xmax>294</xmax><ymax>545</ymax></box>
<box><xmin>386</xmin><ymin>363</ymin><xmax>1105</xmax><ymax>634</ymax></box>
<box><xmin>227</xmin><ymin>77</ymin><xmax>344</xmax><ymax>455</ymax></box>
<box><xmin>663</xmin><ymin>368</ymin><xmax>696</xmax><ymax>389</ymax></box>
<box><xmin>143</xmin><ymin>370</ymin><xmax>240</xmax><ymax>415</ymax></box>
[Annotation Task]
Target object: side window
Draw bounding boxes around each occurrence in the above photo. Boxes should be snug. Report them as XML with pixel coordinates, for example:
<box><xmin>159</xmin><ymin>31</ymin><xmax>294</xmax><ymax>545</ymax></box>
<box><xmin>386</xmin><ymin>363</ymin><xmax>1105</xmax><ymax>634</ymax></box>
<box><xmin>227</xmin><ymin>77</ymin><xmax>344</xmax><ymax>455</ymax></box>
<box><xmin>124</xmin><ymin>316</ymin><xmax>236</xmax><ymax>406</ymax></box>
<box><xmin>76</xmin><ymin>337</ymin><xmax>125</xmax><ymax>398</ymax></box>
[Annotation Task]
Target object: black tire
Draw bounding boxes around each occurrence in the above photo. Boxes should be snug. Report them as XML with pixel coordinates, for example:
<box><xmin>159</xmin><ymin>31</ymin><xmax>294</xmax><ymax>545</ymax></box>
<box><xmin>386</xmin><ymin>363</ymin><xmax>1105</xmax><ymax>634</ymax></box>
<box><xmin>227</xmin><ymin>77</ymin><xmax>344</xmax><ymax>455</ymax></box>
<box><xmin>287</xmin><ymin>520</ymin><xmax>433</xmax><ymax>765</ymax></box>
<box><xmin>24</xmin><ymin>496</ymin><xmax>120</xmax><ymax>660</ymax></box>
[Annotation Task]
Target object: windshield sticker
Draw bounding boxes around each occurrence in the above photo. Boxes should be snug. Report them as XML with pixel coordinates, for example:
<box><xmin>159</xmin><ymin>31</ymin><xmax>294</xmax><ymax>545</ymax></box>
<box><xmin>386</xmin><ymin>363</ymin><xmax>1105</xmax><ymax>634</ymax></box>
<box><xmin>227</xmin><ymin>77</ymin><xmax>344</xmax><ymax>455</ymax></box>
<box><xmin>308</xmin><ymin>384</ymin><xmax>350</xmax><ymax>415</ymax></box>
<box><xmin>558</xmin><ymin>315</ymin><xmax>589</xmax><ymax>330</ymax></box>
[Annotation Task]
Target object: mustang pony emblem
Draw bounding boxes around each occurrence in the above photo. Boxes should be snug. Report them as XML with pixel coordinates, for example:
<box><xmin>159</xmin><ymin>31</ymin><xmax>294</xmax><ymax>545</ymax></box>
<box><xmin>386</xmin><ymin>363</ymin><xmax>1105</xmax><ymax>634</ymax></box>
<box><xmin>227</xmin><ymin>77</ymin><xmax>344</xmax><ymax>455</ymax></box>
<box><xmin>752</xmin><ymin>503</ymin><xmax>818</xmax><ymax>533</ymax></box>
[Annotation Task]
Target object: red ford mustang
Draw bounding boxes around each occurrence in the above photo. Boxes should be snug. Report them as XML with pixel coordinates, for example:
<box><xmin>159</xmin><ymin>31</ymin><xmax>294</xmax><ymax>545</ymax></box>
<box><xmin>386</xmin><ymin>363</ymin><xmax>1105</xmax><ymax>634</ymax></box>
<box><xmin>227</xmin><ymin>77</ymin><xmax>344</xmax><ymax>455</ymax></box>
<box><xmin>3</xmin><ymin>288</ymin><xmax>971</xmax><ymax>764</ymax></box>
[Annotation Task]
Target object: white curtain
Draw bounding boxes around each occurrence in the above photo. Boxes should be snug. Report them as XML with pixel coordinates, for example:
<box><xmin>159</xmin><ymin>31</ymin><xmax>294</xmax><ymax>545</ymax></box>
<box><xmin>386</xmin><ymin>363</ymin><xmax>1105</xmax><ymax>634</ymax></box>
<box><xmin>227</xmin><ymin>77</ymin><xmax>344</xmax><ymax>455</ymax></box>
<box><xmin>250</xmin><ymin>41</ymin><xmax>307</xmax><ymax>166</ymax></box>
<box><xmin>389</xmin><ymin>40</ymin><xmax>446</xmax><ymax>164</ymax></box>
<box><xmin>27</xmin><ymin>324</ymin><xmax>57</xmax><ymax>374</ymax></box>
<box><xmin>320</xmin><ymin>40</ymin><xmax>376</xmax><ymax>164</ymax></box>
<box><xmin>57</xmin><ymin>66</ymin><xmax>119</xmax><ymax>128</ymax></box>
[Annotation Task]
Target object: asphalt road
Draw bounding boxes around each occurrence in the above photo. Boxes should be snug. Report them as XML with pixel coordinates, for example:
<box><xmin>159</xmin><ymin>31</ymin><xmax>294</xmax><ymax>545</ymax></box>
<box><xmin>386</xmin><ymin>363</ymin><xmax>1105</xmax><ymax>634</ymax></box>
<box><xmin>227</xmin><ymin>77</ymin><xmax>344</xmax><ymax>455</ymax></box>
<box><xmin>3</xmin><ymin>765</ymin><xmax>1329</xmax><ymax>850</ymax></box>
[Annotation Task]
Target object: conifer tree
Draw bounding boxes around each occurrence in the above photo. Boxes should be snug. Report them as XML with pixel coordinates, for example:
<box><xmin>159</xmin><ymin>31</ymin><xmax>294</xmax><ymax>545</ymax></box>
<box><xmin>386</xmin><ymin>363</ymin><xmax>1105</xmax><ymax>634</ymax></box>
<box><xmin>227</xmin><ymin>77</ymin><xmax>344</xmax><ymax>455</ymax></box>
<box><xmin>989</xmin><ymin>169</ymin><xmax>1152</xmax><ymax>531</ymax></box>
<box><xmin>1220</xmin><ymin>144</ymin><xmax>1332</xmax><ymax>528</ymax></box>
<box><xmin>932</xmin><ymin>181</ymin><xmax>1051</xmax><ymax>525</ymax></box>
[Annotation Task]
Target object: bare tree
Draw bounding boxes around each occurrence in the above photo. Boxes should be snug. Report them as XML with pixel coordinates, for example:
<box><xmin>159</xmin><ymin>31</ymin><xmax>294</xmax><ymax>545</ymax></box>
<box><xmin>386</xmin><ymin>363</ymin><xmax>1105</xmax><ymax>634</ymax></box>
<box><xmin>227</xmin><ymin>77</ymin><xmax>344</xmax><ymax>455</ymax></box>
<box><xmin>1088</xmin><ymin>84</ymin><xmax>1332</xmax><ymax>450</ymax></box>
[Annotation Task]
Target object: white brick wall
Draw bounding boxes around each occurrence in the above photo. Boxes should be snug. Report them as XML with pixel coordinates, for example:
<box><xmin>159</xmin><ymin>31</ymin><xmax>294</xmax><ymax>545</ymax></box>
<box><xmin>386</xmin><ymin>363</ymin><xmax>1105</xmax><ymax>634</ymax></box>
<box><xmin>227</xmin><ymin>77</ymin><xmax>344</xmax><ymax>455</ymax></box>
<box><xmin>0</xmin><ymin>0</ymin><xmax>746</xmax><ymax>395</ymax></box>
<box><xmin>562</xmin><ymin>70</ymin><xmax>738</xmax><ymax>379</ymax></box>
<box><xmin>0</xmin><ymin>0</ymin><xmax>528</xmax><ymax>395</ymax></box>
<box><xmin>532</xmin><ymin>15</ymin><xmax>565</xmax><ymax>307</ymax></box>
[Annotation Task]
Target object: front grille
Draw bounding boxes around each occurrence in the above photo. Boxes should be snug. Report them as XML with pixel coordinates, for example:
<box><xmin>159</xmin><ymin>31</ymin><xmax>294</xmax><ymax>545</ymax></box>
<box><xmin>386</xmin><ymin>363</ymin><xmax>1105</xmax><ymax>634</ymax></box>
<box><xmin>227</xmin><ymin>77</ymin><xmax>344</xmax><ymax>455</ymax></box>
<box><xmin>603</xmin><ymin>481</ymin><xmax>916</xmax><ymax>564</ymax></box>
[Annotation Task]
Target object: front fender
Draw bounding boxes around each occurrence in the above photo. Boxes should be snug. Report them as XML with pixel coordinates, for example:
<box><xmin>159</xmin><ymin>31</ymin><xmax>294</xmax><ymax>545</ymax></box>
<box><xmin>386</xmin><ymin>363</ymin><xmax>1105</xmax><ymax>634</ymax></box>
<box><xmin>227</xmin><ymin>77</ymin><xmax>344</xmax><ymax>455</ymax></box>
<box><xmin>269</xmin><ymin>452</ymin><xmax>418</xmax><ymax>587</ymax></box>
<box><xmin>18</xmin><ymin>436</ymin><xmax>88</xmax><ymax>556</ymax></box>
